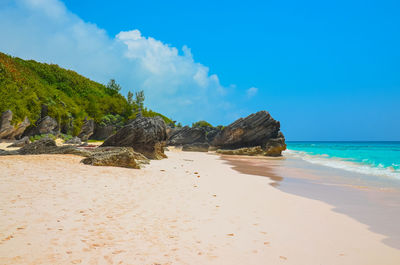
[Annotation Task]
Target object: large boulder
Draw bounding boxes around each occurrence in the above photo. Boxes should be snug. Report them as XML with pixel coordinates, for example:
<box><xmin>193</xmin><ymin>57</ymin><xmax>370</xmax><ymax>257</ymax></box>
<box><xmin>24</xmin><ymin>116</ymin><xmax>58</xmax><ymax>136</ymax></box>
<box><xmin>65</xmin><ymin>136</ymin><xmax>82</xmax><ymax>145</ymax></box>
<box><xmin>78</xmin><ymin>118</ymin><xmax>95</xmax><ymax>141</ymax></box>
<box><xmin>101</xmin><ymin>116</ymin><xmax>168</xmax><ymax>159</ymax></box>
<box><xmin>17</xmin><ymin>138</ymin><xmax>89</xmax><ymax>156</ymax></box>
<box><xmin>81</xmin><ymin>147</ymin><xmax>149</xmax><ymax>169</ymax></box>
<box><xmin>0</xmin><ymin>110</ymin><xmax>14</xmax><ymax>138</ymax></box>
<box><xmin>212</xmin><ymin>111</ymin><xmax>286</xmax><ymax>156</ymax></box>
<box><xmin>168</xmin><ymin>126</ymin><xmax>206</xmax><ymax>145</ymax></box>
<box><xmin>91</xmin><ymin>124</ymin><xmax>116</xmax><ymax>140</ymax></box>
<box><xmin>0</xmin><ymin>110</ymin><xmax>30</xmax><ymax>139</ymax></box>
<box><xmin>182</xmin><ymin>143</ymin><xmax>209</xmax><ymax>152</ymax></box>
<box><xmin>7</xmin><ymin>136</ymin><xmax>30</xmax><ymax>148</ymax></box>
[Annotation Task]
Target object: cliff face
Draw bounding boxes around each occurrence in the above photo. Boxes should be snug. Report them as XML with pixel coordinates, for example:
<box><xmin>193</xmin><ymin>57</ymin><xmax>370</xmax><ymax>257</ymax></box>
<box><xmin>212</xmin><ymin>111</ymin><xmax>286</xmax><ymax>156</ymax></box>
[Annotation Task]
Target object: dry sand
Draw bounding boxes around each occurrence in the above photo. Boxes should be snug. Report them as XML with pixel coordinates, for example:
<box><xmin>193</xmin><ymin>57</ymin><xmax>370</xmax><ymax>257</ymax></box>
<box><xmin>1</xmin><ymin>150</ymin><xmax>400</xmax><ymax>264</ymax></box>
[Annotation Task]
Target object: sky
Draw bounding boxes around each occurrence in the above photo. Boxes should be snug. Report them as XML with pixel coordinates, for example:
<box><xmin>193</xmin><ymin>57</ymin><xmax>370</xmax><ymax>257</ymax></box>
<box><xmin>0</xmin><ymin>0</ymin><xmax>399</xmax><ymax>141</ymax></box>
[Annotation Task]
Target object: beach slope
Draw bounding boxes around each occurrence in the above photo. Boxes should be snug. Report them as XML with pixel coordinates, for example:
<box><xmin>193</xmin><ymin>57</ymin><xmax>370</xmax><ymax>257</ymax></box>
<box><xmin>0</xmin><ymin>151</ymin><xmax>399</xmax><ymax>264</ymax></box>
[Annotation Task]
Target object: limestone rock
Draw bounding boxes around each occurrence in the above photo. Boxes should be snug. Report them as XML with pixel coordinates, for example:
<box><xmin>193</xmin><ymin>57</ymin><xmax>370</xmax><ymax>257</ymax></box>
<box><xmin>78</xmin><ymin>118</ymin><xmax>95</xmax><ymax>141</ymax></box>
<box><xmin>81</xmin><ymin>147</ymin><xmax>149</xmax><ymax>169</ymax></box>
<box><xmin>7</xmin><ymin>136</ymin><xmax>30</xmax><ymax>148</ymax></box>
<box><xmin>182</xmin><ymin>143</ymin><xmax>210</xmax><ymax>152</ymax></box>
<box><xmin>24</xmin><ymin>116</ymin><xmax>58</xmax><ymax>136</ymax></box>
<box><xmin>168</xmin><ymin>126</ymin><xmax>206</xmax><ymax>145</ymax></box>
<box><xmin>101</xmin><ymin>116</ymin><xmax>168</xmax><ymax>159</ymax></box>
<box><xmin>216</xmin><ymin>146</ymin><xmax>264</xmax><ymax>156</ymax></box>
<box><xmin>0</xmin><ymin>110</ymin><xmax>30</xmax><ymax>139</ymax></box>
<box><xmin>212</xmin><ymin>111</ymin><xmax>286</xmax><ymax>156</ymax></box>
<box><xmin>18</xmin><ymin>138</ymin><xmax>89</xmax><ymax>156</ymax></box>
<box><xmin>65</xmin><ymin>136</ymin><xmax>82</xmax><ymax>145</ymax></box>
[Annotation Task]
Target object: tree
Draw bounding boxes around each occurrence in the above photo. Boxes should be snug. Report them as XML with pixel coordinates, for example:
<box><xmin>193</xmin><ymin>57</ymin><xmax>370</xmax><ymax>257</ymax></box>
<box><xmin>135</xmin><ymin>90</ymin><xmax>145</xmax><ymax>115</ymax></box>
<box><xmin>106</xmin><ymin>79</ymin><xmax>121</xmax><ymax>94</ymax></box>
<box><xmin>127</xmin><ymin>91</ymin><xmax>134</xmax><ymax>105</ymax></box>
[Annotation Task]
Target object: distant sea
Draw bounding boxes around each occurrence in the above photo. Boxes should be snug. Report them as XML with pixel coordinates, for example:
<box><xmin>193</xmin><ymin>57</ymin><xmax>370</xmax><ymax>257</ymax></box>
<box><xmin>285</xmin><ymin>142</ymin><xmax>400</xmax><ymax>179</ymax></box>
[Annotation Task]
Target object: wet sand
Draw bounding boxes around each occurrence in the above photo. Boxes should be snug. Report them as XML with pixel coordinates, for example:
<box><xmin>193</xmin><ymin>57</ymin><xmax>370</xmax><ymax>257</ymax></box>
<box><xmin>1</xmin><ymin>151</ymin><xmax>400</xmax><ymax>264</ymax></box>
<box><xmin>221</xmin><ymin>154</ymin><xmax>400</xmax><ymax>249</ymax></box>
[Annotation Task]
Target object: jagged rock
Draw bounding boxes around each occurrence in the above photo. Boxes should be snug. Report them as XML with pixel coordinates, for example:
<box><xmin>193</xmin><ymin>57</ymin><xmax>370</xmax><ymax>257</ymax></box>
<box><xmin>78</xmin><ymin>118</ymin><xmax>95</xmax><ymax>141</ymax></box>
<box><xmin>81</xmin><ymin>147</ymin><xmax>149</xmax><ymax>169</ymax></box>
<box><xmin>216</xmin><ymin>146</ymin><xmax>264</xmax><ymax>156</ymax></box>
<box><xmin>91</xmin><ymin>124</ymin><xmax>115</xmax><ymax>140</ymax></box>
<box><xmin>205</xmin><ymin>127</ymin><xmax>221</xmax><ymax>143</ymax></box>
<box><xmin>11</xmin><ymin>117</ymin><xmax>31</xmax><ymax>139</ymax></box>
<box><xmin>182</xmin><ymin>143</ymin><xmax>209</xmax><ymax>152</ymax></box>
<box><xmin>0</xmin><ymin>110</ymin><xmax>30</xmax><ymax>139</ymax></box>
<box><xmin>24</xmin><ymin>116</ymin><xmax>58</xmax><ymax>136</ymax></box>
<box><xmin>101</xmin><ymin>116</ymin><xmax>168</xmax><ymax>159</ymax></box>
<box><xmin>168</xmin><ymin>126</ymin><xmax>206</xmax><ymax>145</ymax></box>
<box><xmin>18</xmin><ymin>138</ymin><xmax>90</xmax><ymax>156</ymax></box>
<box><xmin>65</xmin><ymin>136</ymin><xmax>82</xmax><ymax>145</ymax></box>
<box><xmin>7</xmin><ymin>136</ymin><xmax>30</xmax><ymax>148</ymax></box>
<box><xmin>212</xmin><ymin>111</ymin><xmax>286</xmax><ymax>156</ymax></box>
<box><xmin>0</xmin><ymin>110</ymin><xmax>14</xmax><ymax>139</ymax></box>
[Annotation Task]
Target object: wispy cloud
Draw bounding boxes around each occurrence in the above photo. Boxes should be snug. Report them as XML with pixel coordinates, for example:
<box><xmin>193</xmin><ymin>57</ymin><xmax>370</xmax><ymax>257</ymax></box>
<box><xmin>0</xmin><ymin>0</ymin><xmax>240</xmax><ymax>125</ymax></box>
<box><xmin>246</xmin><ymin>87</ymin><xmax>258</xmax><ymax>98</ymax></box>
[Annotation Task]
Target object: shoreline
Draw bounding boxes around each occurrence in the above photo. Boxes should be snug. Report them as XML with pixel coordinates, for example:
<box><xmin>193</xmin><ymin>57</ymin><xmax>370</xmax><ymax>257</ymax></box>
<box><xmin>220</xmin><ymin>153</ymin><xmax>400</xmax><ymax>249</ymax></box>
<box><xmin>1</xmin><ymin>151</ymin><xmax>400</xmax><ymax>264</ymax></box>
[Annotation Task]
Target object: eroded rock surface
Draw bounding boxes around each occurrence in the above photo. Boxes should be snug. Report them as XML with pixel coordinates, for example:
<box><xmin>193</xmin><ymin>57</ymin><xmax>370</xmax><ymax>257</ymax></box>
<box><xmin>212</xmin><ymin>111</ymin><xmax>286</xmax><ymax>156</ymax></box>
<box><xmin>168</xmin><ymin>126</ymin><xmax>206</xmax><ymax>145</ymax></box>
<box><xmin>101</xmin><ymin>116</ymin><xmax>168</xmax><ymax>159</ymax></box>
<box><xmin>81</xmin><ymin>147</ymin><xmax>149</xmax><ymax>169</ymax></box>
<box><xmin>182</xmin><ymin>143</ymin><xmax>209</xmax><ymax>152</ymax></box>
<box><xmin>78</xmin><ymin>118</ymin><xmax>95</xmax><ymax>141</ymax></box>
<box><xmin>0</xmin><ymin>110</ymin><xmax>30</xmax><ymax>139</ymax></box>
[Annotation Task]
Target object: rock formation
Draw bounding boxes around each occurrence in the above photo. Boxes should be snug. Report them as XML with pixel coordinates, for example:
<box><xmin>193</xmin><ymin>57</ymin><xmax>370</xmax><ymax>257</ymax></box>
<box><xmin>91</xmin><ymin>124</ymin><xmax>116</xmax><ymax>140</ymax></box>
<box><xmin>7</xmin><ymin>136</ymin><xmax>30</xmax><ymax>148</ymax></box>
<box><xmin>182</xmin><ymin>143</ymin><xmax>209</xmax><ymax>152</ymax></box>
<box><xmin>101</xmin><ymin>116</ymin><xmax>168</xmax><ymax>159</ymax></box>
<box><xmin>168</xmin><ymin>126</ymin><xmax>206</xmax><ymax>145</ymax></box>
<box><xmin>0</xmin><ymin>110</ymin><xmax>30</xmax><ymax>139</ymax></box>
<box><xmin>212</xmin><ymin>111</ymin><xmax>286</xmax><ymax>156</ymax></box>
<box><xmin>81</xmin><ymin>147</ymin><xmax>149</xmax><ymax>169</ymax></box>
<box><xmin>23</xmin><ymin>116</ymin><xmax>58</xmax><ymax>136</ymax></box>
<box><xmin>78</xmin><ymin>118</ymin><xmax>95</xmax><ymax>141</ymax></box>
<box><xmin>17</xmin><ymin>138</ymin><xmax>89</xmax><ymax>156</ymax></box>
<box><xmin>65</xmin><ymin>136</ymin><xmax>82</xmax><ymax>145</ymax></box>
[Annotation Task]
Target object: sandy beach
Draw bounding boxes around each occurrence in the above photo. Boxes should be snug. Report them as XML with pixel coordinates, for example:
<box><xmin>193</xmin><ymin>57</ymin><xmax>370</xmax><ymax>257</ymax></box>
<box><xmin>1</xmin><ymin>150</ymin><xmax>400</xmax><ymax>264</ymax></box>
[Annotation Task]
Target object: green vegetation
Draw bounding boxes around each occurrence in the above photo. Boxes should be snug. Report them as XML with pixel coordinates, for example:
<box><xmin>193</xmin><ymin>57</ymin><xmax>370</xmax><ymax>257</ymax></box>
<box><xmin>0</xmin><ymin>52</ymin><xmax>172</xmax><ymax>135</ymax></box>
<box><xmin>29</xmin><ymin>133</ymin><xmax>57</xmax><ymax>142</ymax></box>
<box><xmin>192</xmin><ymin>120</ymin><xmax>213</xmax><ymax>128</ymax></box>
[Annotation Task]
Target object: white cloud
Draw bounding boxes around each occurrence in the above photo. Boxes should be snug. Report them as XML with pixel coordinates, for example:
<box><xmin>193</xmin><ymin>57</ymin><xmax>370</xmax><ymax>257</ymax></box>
<box><xmin>0</xmin><ymin>0</ymin><xmax>244</xmax><ymax>125</ymax></box>
<box><xmin>246</xmin><ymin>87</ymin><xmax>258</xmax><ymax>98</ymax></box>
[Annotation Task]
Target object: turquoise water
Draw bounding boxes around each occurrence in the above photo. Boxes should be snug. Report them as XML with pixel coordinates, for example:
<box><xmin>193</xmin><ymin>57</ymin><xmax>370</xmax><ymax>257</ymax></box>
<box><xmin>285</xmin><ymin>142</ymin><xmax>400</xmax><ymax>179</ymax></box>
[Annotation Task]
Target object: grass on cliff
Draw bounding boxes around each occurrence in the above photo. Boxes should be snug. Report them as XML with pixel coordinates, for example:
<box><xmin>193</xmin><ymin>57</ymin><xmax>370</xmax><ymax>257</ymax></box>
<box><xmin>0</xmin><ymin>52</ymin><xmax>172</xmax><ymax>135</ymax></box>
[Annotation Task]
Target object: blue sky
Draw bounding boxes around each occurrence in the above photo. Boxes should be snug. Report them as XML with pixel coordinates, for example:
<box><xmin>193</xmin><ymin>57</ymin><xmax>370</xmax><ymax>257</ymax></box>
<box><xmin>0</xmin><ymin>0</ymin><xmax>399</xmax><ymax>140</ymax></box>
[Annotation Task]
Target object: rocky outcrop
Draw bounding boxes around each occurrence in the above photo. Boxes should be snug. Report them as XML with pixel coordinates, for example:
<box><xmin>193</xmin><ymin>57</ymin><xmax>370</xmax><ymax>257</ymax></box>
<box><xmin>7</xmin><ymin>136</ymin><xmax>30</xmax><ymax>148</ymax></box>
<box><xmin>216</xmin><ymin>146</ymin><xmax>264</xmax><ymax>156</ymax></box>
<box><xmin>17</xmin><ymin>138</ymin><xmax>90</xmax><ymax>156</ymax></box>
<box><xmin>91</xmin><ymin>125</ymin><xmax>115</xmax><ymax>140</ymax></box>
<box><xmin>0</xmin><ymin>110</ymin><xmax>14</xmax><ymax>139</ymax></box>
<box><xmin>101</xmin><ymin>116</ymin><xmax>168</xmax><ymax>159</ymax></box>
<box><xmin>81</xmin><ymin>147</ymin><xmax>149</xmax><ymax>169</ymax></box>
<box><xmin>212</xmin><ymin>111</ymin><xmax>286</xmax><ymax>156</ymax></box>
<box><xmin>182</xmin><ymin>143</ymin><xmax>209</xmax><ymax>152</ymax></box>
<box><xmin>78</xmin><ymin>118</ymin><xmax>95</xmax><ymax>141</ymax></box>
<box><xmin>0</xmin><ymin>110</ymin><xmax>30</xmax><ymax>139</ymax></box>
<box><xmin>24</xmin><ymin>116</ymin><xmax>58</xmax><ymax>136</ymax></box>
<box><xmin>65</xmin><ymin>136</ymin><xmax>82</xmax><ymax>145</ymax></box>
<box><xmin>168</xmin><ymin>126</ymin><xmax>206</xmax><ymax>145</ymax></box>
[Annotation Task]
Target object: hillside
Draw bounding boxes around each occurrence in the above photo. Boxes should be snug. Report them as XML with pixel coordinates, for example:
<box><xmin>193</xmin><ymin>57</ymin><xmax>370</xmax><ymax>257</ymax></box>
<box><xmin>0</xmin><ymin>52</ymin><xmax>172</xmax><ymax>135</ymax></box>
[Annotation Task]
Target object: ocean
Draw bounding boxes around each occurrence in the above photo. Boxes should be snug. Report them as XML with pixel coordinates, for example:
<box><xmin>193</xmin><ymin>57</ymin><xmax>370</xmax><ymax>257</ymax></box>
<box><xmin>285</xmin><ymin>142</ymin><xmax>400</xmax><ymax>179</ymax></box>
